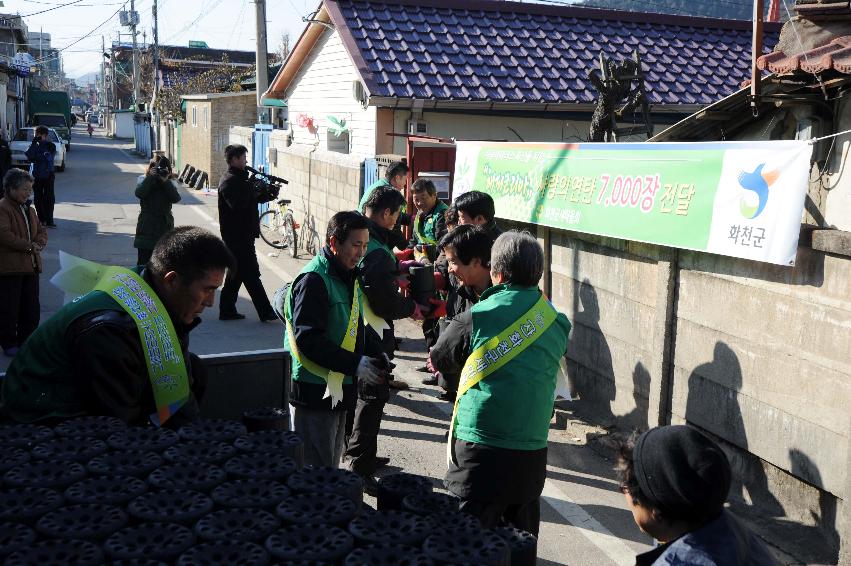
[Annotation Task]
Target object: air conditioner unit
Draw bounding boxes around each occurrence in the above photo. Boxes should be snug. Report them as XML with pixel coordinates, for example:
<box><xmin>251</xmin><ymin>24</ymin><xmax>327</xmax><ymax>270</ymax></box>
<box><xmin>352</xmin><ymin>80</ymin><xmax>368</xmax><ymax>109</ymax></box>
<box><xmin>407</xmin><ymin>120</ymin><xmax>427</xmax><ymax>135</ymax></box>
<box><xmin>267</xmin><ymin>147</ymin><xmax>278</xmax><ymax>166</ymax></box>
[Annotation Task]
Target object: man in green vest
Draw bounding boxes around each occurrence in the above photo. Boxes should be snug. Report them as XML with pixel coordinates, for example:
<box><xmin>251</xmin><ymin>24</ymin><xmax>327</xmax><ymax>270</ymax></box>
<box><xmin>409</xmin><ymin>178</ymin><xmax>448</xmax><ymax>264</ymax></box>
<box><xmin>454</xmin><ymin>190</ymin><xmax>501</xmax><ymax>240</ymax></box>
<box><xmin>343</xmin><ymin>186</ymin><xmax>430</xmax><ymax>492</ymax></box>
<box><xmin>358</xmin><ymin>160</ymin><xmax>408</xmax><ymax>213</ymax></box>
<box><xmin>285</xmin><ymin>211</ymin><xmax>388</xmax><ymax>468</ymax></box>
<box><xmin>431</xmin><ymin>231</ymin><xmax>571</xmax><ymax>536</ymax></box>
<box><xmin>359</xmin><ymin>160</ymin><xmax>410</xmax><ymax>252</ymax></box>
<box><xmin>0</xmin><ymin>226</ymin><xmax>234</xmax><ymax>427</ymax></box>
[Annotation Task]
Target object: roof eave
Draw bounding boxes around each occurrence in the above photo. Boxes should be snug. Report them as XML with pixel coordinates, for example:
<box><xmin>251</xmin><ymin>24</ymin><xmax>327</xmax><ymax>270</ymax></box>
<box><xmin>369</xmin><ymin>97</ymin><xmax>704</xmax><ymax>114</ymax></box>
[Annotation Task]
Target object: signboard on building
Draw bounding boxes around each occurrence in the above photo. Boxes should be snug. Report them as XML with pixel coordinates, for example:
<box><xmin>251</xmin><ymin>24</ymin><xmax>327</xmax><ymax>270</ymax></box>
<box><xmin>453</xmin><ymin>140</ymin><xmax>813</xmax><ymax>266</ymax></box>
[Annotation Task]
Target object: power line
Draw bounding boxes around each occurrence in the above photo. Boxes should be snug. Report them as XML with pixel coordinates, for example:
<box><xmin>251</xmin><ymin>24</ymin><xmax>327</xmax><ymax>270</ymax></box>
<box><xmin>31</xmin><ymin>1</ymin><xmax>127</xmax><ymax>64</ymax></box>
<box><xmin>21</xmin><ymin>0</ymin><xmax>85</xmax><ymax>18</ymax></box>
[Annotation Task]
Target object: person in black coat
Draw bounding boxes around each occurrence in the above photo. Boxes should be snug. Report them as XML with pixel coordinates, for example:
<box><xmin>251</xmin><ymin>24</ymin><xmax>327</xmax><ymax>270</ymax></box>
<box><xmin>217</xmin><ymin>144</ymin><xmax>276</xmax><ymax>322</ymax></box>
<box><xmin>343</xmin><ymin>187</ymin><xmax>428</xmax><ymax>490</ymax></box>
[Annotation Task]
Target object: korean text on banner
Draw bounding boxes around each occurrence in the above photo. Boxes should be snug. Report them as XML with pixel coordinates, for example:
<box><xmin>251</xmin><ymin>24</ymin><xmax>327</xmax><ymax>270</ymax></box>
<box><xmin>452</xmin><ymin>141</ymin><xmax>812</xmax><ymax>266</ymax></box>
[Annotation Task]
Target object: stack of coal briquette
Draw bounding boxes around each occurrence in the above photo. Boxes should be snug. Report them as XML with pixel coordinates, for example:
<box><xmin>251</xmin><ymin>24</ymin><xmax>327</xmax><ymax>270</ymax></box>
<box><xmin>0</xmin><ymin>412</ymin><xmax>537</xmax><ymax>565</ymax></box>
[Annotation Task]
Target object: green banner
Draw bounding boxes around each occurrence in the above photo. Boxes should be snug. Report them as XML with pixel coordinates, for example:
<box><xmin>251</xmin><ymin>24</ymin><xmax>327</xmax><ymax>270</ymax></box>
<box><xmin>453</xmin><ymin>141</ymin><xmax>813</xmax><ymax>266</ymax></box>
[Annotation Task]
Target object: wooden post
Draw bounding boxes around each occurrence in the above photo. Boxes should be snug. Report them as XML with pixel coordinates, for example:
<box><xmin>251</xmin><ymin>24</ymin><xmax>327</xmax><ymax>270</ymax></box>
<box><xmin>751</xmin><ymin>0</ymin><xmax>764</xmax><ymax>117</ymax></box>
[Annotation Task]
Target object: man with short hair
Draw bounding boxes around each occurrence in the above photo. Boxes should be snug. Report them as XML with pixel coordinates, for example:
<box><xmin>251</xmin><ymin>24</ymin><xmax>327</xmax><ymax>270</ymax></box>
<box><xmin>409</xmin><ymin>178</ymin><xmax>448</xmax><ymax>264</ymax></box>
<box><xmin>429</xmin><ymin>225</ymin><xmax>495</xmax><ymax>399</ymax></box>
<box><xmin>617</xmin><ymin>425</ymin><xmax>778</xmax><ymax>565</ymax></box>
<box><xmin>343</xmin><ymin>187</ymin><xmax>426</xmax><ymax>490</ymax></box>
<box><xmin>217</xmin><ymin>144</ymin><xmax>277</xmax><ymax>322</ymax></box>
<box><xmin>432</xmin><ymin>231</ymin><xmax>571</xmax><ymax>536</ymax></box>
<box><xmin>359</xmin><ymin>160</ymin><xmax>408</xmax><ymax>213</ymax></box>
<box><xmin>285</xmin><ymin>211</ymin><xmax>387</xmax><ymax>468</ymax></box>
<box><xmin>0</xmin><ymin>226</ymin><xmax>234</xmax><ymax>426</ymax></box>
<box><xmin>454</xmin><ymin>190</ymin><xmax>501</xmax><ymax>240</ymax></box>
<box><xmin>25</xmin><ymin>125</ymin><xmax>57</xmax><ymax>228</ymax></box>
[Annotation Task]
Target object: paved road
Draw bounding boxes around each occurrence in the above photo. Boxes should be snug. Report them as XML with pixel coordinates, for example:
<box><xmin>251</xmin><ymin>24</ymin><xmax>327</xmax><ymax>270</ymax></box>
<box><xmin>3</xmin><ymin>127</ymin><xmax>660</xmax><ymax>564</ymax></box>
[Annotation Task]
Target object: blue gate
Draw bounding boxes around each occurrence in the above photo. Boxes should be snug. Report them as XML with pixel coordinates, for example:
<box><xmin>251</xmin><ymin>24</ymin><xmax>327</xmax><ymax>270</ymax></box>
<box><xmin>253</xmin><ymin>124</ymin><xmax>273</xmax><ymax>215</ymax></box>
<box><xmin>362</xmin><ymin>158</ymin><xmax>378</xmax><ymax>199</ymax></box>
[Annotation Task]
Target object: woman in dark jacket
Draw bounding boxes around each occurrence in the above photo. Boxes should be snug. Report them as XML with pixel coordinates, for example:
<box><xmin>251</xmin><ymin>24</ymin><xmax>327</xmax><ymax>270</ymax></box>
<box><xmin>133</xmin><ymin>157</ymin><xmax>180</xmax><ymax>265</ymax></box>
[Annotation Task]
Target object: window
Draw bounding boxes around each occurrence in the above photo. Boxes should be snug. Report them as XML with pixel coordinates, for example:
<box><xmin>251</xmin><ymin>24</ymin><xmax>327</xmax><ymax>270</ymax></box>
<box><xmin>191</xmin><ymin>105</ymin><xmax>197</xmax><ymax>127</ymax></box>
<box><xmin>203</xmin><ymin>107</ymin><xmax>208</xmax><ymax>131</ymax></box>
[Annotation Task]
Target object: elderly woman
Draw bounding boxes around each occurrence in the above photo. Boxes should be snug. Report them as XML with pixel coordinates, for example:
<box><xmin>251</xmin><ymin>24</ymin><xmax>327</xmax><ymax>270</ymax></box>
<box><xmin>431</xmin><ymin>231</ymin><xmax>571</xmax><ymax>536</ymax></box>
<box><xmin>0</xmin><ymin>169</ymin><xmax>47</xmax><ymax>357</ymax></box>
<box><xmin>134</xmin><ymin>156</ymin><xmax>181</xmax><ymax>266</ymax></box>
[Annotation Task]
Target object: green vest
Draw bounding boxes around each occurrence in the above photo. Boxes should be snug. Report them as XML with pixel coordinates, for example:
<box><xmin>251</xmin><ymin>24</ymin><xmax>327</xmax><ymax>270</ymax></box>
<box><xmin>414</xmin><ymin>201</ymin><xmax>448</xmax><ymax>245</ymax></box>
<box><xmin>0</xmin><ymin>290</ymin><xmax>129</xmax><ymax>423</ymax></box>
<box><xmin>454</xmin><ymin>285</ymin><xmax>571</xmax><ymax>450</ymax></box>
<box><xmin>285</xmin><ymin>253</ymin><xmax>361</xmax><ymax>385</ymax></box>
<box><xmin>362</xmin><ymin>233</ymin><xmax>394</xmax><ymax>263</ymax></box>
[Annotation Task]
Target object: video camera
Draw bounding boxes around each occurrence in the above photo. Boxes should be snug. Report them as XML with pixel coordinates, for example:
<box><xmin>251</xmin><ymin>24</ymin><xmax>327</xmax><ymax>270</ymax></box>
<box><xmin>246</xmin><ymin>166</ymin><xmax>289</xmax><ymax>203</ymax></box>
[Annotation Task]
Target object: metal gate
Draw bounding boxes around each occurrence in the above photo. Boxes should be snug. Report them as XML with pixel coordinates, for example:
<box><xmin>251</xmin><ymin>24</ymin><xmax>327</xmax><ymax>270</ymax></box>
<box><xmin>253</xmin><ymin>124</ymin><xmax>273</xmax><ymax>214</ymax></box>
<box><xmin>362</xmin><ymin>158</ymin><xmax>378</xmax><ymax>199</ymax></box>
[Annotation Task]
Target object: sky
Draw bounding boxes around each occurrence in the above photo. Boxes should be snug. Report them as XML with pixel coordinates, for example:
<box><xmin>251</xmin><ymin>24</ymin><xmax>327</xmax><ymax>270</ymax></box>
<box><xmin>8</xmin><ymin>0</ymin><xmax>316</xmax><ymax>81</ymax></box>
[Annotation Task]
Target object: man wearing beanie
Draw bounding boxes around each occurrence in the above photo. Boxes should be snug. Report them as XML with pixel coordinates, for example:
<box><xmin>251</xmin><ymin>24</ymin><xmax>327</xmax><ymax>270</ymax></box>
<box><xmin>617</xmin><ymin>425</ymin><xmax>778</xmax><ymax>565</ymax></box>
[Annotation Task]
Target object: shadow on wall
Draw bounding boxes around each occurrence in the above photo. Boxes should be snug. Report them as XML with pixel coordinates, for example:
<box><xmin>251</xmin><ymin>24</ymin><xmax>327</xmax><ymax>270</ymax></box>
<box><xmin>685</xmin><ymin>341</ymin><xmax>839</xmax><ymax>564</ymax></box>
<box><xmin>566</xmin><ymin>278</ymin><xmax>650</xmax><ymax>433</ymax></box>
<box><xmin>567</xmin><ymin>278</ymin><xmax>616</xmax><ymax>427</ymax></box>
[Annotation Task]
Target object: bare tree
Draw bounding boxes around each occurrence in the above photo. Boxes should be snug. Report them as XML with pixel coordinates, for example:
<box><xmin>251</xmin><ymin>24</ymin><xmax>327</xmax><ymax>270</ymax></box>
<box><xmin>272</xmin><ymin>32</ymin><xmax>291</xmax><ymax>64</ymax></box>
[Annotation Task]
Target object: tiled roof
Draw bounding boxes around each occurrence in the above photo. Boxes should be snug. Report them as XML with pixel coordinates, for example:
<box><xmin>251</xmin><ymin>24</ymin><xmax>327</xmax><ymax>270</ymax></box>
<box><xmin>758</xmin><ymin>36</ymin><xmax>851</xmax><ymax>74</ymax></box>
<box><xmin>325</xmin><ymin>0</ymin><xmax>780</xmax><ymax>106</ymax></box>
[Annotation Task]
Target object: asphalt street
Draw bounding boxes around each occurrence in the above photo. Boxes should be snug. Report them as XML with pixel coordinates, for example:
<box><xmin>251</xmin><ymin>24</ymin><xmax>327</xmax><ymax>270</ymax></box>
<box><xmin>2</xmin><ymin>125</ymin><xmax>662</xmax><ymax>564</ymax></box>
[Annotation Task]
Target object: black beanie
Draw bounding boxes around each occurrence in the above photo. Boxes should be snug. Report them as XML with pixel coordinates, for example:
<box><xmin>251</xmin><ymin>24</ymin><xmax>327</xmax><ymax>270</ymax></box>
<box><xmin>632</xmin><ymin>425</ymin><xmax>731</xmax><ymax>521</ymax></box>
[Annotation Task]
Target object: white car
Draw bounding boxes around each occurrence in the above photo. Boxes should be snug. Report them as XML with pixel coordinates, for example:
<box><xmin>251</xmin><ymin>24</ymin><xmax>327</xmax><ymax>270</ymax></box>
<box><xmin>10</xmin><ymin>127</ymin><xmax>67</xmax><ymax>172</ymax></box>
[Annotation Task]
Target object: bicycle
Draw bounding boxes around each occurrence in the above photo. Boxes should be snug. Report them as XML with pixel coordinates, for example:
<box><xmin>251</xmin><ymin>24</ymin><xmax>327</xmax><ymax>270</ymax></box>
<box><xmin>259</xmin><ymin>198</ymin><xmax>299</xmax><ymax>258</ymax></box>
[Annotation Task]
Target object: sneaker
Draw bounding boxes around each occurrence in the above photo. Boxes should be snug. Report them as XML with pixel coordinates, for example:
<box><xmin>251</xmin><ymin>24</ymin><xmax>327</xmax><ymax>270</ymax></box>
<box><xmin>421</xmin><ymin>374</ymin><xmax>438</xmax><ymax>386</ymax></box>
<box><xmin>3</xmin><ymin>346</ymin><xmax>20</xmax><ymax>357</ymax></box>
<box><xmin>361</xmin><ymin>475</ymin><xmax>380</xmax><ymax>497</ymax></box>
<box><xmin>219</xmin><ymin>312</ymin><xmax>246</xmax><ymax>321</ymax></box>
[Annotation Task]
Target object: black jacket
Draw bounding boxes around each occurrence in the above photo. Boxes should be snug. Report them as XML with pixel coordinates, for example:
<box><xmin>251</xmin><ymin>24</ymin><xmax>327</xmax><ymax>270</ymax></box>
<box><xmin>67</xmin><ymin>272</ymin><xmax>205</xmax><ymax>428</ymax></box>
<box><xmin>218</xmin><ymin>166</ymin><xmax>261</xmax><ymax>241</ymax></box>
<box><xmin>289</xmin><ymin>247</ymin><xmax>383</xmax><ymax>411</ymax></box>
<box><xmin>361</xmin><ymin>220</ymin><xmax>416</xmax><ymax>322</ymax></box>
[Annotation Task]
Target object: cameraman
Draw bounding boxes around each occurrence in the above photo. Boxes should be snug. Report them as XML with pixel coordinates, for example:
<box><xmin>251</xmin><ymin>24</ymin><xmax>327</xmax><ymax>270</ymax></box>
<box><xmin>217</xmin><ymin>144</ymin><xmax>276</xmax><ymax>322</ymax></box>
<box><xmin>133</xmin><ymin>156</ymin><xmax>180</xmax><ymax>266</ymax></box>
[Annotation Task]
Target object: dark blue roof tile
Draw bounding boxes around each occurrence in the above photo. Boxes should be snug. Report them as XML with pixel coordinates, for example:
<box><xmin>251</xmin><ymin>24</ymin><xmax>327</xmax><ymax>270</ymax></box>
<box><xmin>334</xmin><ymin>1</ymin><xmax>777</xmax><ymax>105</ymax></box>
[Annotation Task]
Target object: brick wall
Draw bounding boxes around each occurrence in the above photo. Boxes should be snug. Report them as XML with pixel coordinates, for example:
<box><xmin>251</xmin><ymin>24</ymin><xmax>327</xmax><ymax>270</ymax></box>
<box><xmin>229</xmin><ymin>127</ymin><xmax>363</xmax><ymax>256</ymax></box>
<box><xmin>209</xmin><ymin>94</ymin><xmax>255</xmax><ymax>185</ymax></box>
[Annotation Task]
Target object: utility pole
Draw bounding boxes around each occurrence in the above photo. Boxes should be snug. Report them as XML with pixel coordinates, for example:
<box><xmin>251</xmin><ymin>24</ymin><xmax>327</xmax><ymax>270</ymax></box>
<box><xmin>254</xmin><ymin>0</ymin><xmax>270</xmax><ymax>124</ymax></box>
<box><xmin>131</xmin><ymin>0</ymin><xmax>140</xmax><ymax>109</ymax></box>
<box><xmin>101</xmin><ymin>35</ymin><xmax>105</xmax><ymax>108</ymax></box>
<box><xmin>152</xmin><ymin>0</ymin><xmax>160</xmax><ymax>148</ymax></box>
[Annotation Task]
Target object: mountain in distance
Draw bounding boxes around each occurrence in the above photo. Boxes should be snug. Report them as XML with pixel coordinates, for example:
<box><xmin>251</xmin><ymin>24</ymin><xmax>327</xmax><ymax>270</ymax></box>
<box><xmin>574</xmin><ymin>0</ymin><xmax>788</xmax><ymax>20</ymax></box>
<box><xmin>74</xmin><ymin>71</ymin><xmax>99</xmax><ymax>85</ymax></box>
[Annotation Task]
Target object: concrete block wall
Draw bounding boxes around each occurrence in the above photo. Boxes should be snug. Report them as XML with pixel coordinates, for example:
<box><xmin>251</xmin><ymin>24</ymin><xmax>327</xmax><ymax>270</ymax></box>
<box><xmin>181</xmin><ymin>100</ymin><xmax>212</xmax><ymax>186</ymax></box>
<box><xmin>535</xmin><ymin>221</ymin><xmax>850</xmax><ymax>562</ymax></box>
<box><xmin>253</xmin><ymin>131</ymin><xmax>362</xmax><ymax>256</ymax></box>
<box><xmin>209</xmin><ymin>94</ymin><xmax>255</xmax><ymax>185</ymax></box>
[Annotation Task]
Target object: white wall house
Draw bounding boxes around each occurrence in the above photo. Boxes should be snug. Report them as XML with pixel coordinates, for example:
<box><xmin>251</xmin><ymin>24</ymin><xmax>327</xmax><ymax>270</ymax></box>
<box><xmin>264</xmin><ymin>0</ymin><xmax>773</xmax><ymax>160</ymax></box>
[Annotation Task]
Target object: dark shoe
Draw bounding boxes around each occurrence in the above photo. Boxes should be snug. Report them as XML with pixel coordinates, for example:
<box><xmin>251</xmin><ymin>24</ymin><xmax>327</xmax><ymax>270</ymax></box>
<box><xmin>46</xmin><ymin>223</ymin><xmax>57</xmax><ymax>228</ymax></box>
<box><xmin>416</xmin><ymin>365</ymin><xmax>431</xmax><ymax>373</ymax></box>
<box><xmin>374</xmin><ymin>456</ymin><xmax>390</xmax><ymax>470</ymax></box>
<box><xmin>421</xmin><ymin>374</ymin><xmax>438</xmax><ymax>386</ymax></box>
<box><xmin>438</xmin><ymin>390</ymin><xmax>456</xmax><ymax>402</ymax></box>
<box><xmin>219</xmin><ymin>312</ymin><xmax>246</xmax><ymax>321</ymax></box>
<box><xmin>259</xmin><ymin>311</ymin><xmax>279</xmax><ymax>323</ymax></box>
<box><xmin>361</xmin><ymin>475</ymin><xmax>380</xmax><ymax>497</ymax></box>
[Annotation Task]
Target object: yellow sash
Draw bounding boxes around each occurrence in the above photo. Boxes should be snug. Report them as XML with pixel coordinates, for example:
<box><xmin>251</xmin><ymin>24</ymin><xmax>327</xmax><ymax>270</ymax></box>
<box><xmin>286</xmin><ymin>280</ymin><xmax>360</xmax><ymax>408</ymax></box>
<box><xmin>447</xmin><ymin>292</ymin><xmax>556</xmax><ymax>466</ymax></box>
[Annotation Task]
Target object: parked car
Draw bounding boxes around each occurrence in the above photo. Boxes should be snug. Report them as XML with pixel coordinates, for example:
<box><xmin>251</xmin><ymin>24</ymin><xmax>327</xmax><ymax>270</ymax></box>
<box><xmin>10</xmin><ymin>127</ymin><xmax>67</xmax><ymax>172</ymax></box>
